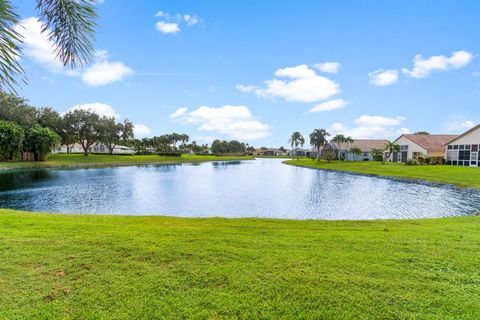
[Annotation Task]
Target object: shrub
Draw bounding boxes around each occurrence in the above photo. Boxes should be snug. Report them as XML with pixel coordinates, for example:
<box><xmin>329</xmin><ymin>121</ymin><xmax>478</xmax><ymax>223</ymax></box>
<box><xmin>0</xmin><ymin>120</ymin><xmax>23</xmax><ymax>161</ymax></box>
<box><xmin>406</xmin><ymin>160</ymin><xmax>417</xmax><ymax>166</ymax></box>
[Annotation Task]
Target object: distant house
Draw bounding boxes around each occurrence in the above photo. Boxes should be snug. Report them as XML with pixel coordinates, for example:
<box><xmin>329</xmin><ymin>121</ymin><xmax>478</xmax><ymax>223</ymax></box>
<box><xmin>254</xmin><ymin>148</ymin><xmax>288</xmax><ymax>156</ymax></box>
<box><xmin>287</xmin><ymin>148</ymin><xmax>311</xmax><ymax>157</ymax></box>
<box><xmin>321</xmin><ymin>139</ymin><xmax>390</xmax><ymax>161</ymax></box>
<box><xmin>390</xmin><ymin>134</ymin><xmax>457</xmax><ymax>162</ymax></box>
<box><xmin>54</xmin><ymin>143</ymin><xmax>135</xmax><ymax>155</ymax></box>
<box><xmin>445</xmin><ymin>123</ymin><xmax>480</xmax><ymax>167</ymax></box>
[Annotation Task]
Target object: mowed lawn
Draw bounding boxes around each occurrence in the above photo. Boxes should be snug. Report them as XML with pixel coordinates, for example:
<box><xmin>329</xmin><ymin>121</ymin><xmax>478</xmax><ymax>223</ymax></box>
<box><xmin>284</xmin><ymin>159</ymin><xmax>480</xmax><ymax>189</ymax></box>
<box><xmin>0</xmin><ymin>154</ymin><xmax>254</xmax><ymax>169</ymax></box>
<box><xmin>1</xmin><ymin>210</ymin><xmax>480</xmax><ymax>319</ymax></box>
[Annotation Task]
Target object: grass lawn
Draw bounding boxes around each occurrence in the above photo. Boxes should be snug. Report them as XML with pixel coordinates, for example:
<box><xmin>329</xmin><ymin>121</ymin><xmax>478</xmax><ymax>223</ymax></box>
<box><xmin>284</xmin><ymin>159</ymin><xmax>480</xmax><ymax>189</ymax></box>
<box><xmin>1</xmin><ymin>209</ymin><xmax>480</xmax><ymax>319</ymax></box>
<box><xmin>0</xmin><ymin>154</ymin><xmax>254</xmax><ymax>169</ymax></box>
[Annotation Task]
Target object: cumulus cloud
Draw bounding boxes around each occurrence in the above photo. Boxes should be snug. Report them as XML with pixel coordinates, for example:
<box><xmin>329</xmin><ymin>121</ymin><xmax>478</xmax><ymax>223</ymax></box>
<box><xmin>170</xmin><ymin>105</ymin><xmax>270</xmax><ymax>140</ymax></box>
<box><xmin>369</xmin><ymin>69</ymin><xmax>399</xmax><ymax>86</ymax></box>
<box><xmin>446</xmin><ymin>120</ymin><xmax>475</xmax><ymax>131</ymax></box>
<box><xmin>308</xmin><ymin>99</ymin><xmax>347</xmax><ymax>113</ymax></box>
<box><xmin>329</xmin><ymin>115</ymin><xmax>408</xmax><ymax>139</ymax></box>
<box><xmin>155</xmin><ymin>21</ymin><xmax>180</xmax><ymax>34</ymax></box>
<box><xmin>313</xmin><ymin>62</ymin><xmax>340</xmax><ymax>74</ymax></box>
<box><xmin>66</xmin><ymin>103</ymin><xmax>121</xmax><ymax>119</ymax></box>
<box><xmin>16</xmin><ymin>18</ymin><xmax>132</xmax><ymax>86</ymax></box>
<box><xmin>133</xmin><ymin>124</ymin><xmax>152</xmax><ymax>138</ymax></box>
<box><xmin>155</xmin><ymin>11</ymin><xmax>200</xmax><ymax>34</ymax></box>
<box><xmin>238</xmin><ymin>65</ymin><xmax>340</xmax><ymax>104</ymax></box>
<box><xmin>402</xmin><ymin>50</ymin><xmax>474</xmax><ymax>78</ymax></box>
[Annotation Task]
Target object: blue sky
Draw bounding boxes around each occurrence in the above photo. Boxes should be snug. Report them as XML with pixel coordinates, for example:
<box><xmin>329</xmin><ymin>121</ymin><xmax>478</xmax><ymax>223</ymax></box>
<box><xmin>15</xmin><ymin>0</ymin><xmax>480</xmax><ymax>147</ymax></box>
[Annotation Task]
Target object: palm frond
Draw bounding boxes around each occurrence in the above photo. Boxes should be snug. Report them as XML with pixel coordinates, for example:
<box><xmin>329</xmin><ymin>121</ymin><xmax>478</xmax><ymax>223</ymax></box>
<box><xmin>36</xmin><ymin>0</ymin><xmax>97</xmax><ymax>68</ymax></box>
<box><xmin>0</xmin><ymin>0</ymin><xmax>25</xmax><ymax>93</ymax></box>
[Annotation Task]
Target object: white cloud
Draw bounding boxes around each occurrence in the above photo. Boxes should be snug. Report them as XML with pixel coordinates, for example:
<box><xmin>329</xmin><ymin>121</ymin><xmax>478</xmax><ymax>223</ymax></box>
<box><xmin>446</xmin><ymin>120</ymin><xmax>475</xmax><ymax>131</ymax></box>
<box><xmin>237</xmin><ymin>64</ymin><xmax>340</xmax><ymax>104</ymax></box>
<box><xmin>397</xmin><ymin>128</ymin><xmax>411</xmax><ymax>135</ymax></box>
<box><xmin>402</xmin><ymin>50</ymin><xmax>474</xmax><ymax>78</ymax></box>
<box><xmin>170</xmin><ymin>105</ymin><xmax>270</xmax><ymax>140</ymax></box>
<box><xmin>369</xmin><ymin>69</ymin><xmax>399</xmax><ymax>86</ymax></box>
<box><xmin>81</xmin><ymin>59</ymin><xmax>133</xmax><ymax>86</ymax></box>
<box><xmin>313</xmin><ymin>62</ymin><xmax>340</xmax><ymax>74</ymax></box>
<box><xmin>309</xmin><ymin>99</ymin><xmax>347</xmax><ymax>113</ymax></box>
<box><xmin>133</xmin><ymin>124</ymin><xmax>151</xmax><ymax>138</ymax></box>
<box><xmin>67</xmin><ymin>103</ymin><xmax>121</xmax><ymax>119</ymax></box>
<box><xmin>155</xmin><ymin>21</ymin><xmax>180</xmax><ymax>34</ymax></box>
<box><xmin>184</xmin><ymin>14</ymin><xmax>199</xmax><ymax>26</ymax></box>
<box><xmin>235</xmin><ymin>84</ymin><xmax>258</xmax><ymax>93</ymax></box>
<box><xmin>169</xmin><ymin>107</ymin><xmax>188</xmax><ymax>119</ymax></box>
<box><xmin>274</xmin><ymin>64</ymin><xmax>316</xmax><ymax>79</ymax></box>
<box><xmin>329</xmin><ymin>115</ymin><xmax>408</xmax><ymax>139</ymax></box>
<box><xmin>15</xmin><ymin>17</ymin><xmax>63</xmax><ymax>73</ymax></box>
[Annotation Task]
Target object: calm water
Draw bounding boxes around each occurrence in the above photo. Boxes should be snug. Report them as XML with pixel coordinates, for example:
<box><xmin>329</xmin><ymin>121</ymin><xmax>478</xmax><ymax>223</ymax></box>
<box><xmin>0</xmin><ymin>158</ymin><xmax>479</xmax><ymax>220</ymax></box>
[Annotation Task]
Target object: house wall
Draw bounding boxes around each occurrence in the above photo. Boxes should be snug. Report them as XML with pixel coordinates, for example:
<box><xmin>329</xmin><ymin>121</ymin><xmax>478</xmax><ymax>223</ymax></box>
<box><xmin>445</xmin><ymin>126</ymin><xmax>480</xmax><ymax>167</ymax></box>
<box><xmin>391</xmin><ymin>136</ymin><xmax>427</xmax><ymax>162</ymax></box>
<box><xmin>447</xmin><ymin>127</ymin><xmax>480</xmax><ymax>145</ymax></box>
<box><xmin>344</xmin><ymin>152</ymin><xmax>374</xmax><ymax>161</ymax></box>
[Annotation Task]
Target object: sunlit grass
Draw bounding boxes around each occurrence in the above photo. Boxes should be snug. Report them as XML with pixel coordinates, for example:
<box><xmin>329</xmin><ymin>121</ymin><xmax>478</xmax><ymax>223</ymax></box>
<box><xmin>284</xmin><ymin>159</ymin><xmax>480</xmax><ymax>189</ymax></box>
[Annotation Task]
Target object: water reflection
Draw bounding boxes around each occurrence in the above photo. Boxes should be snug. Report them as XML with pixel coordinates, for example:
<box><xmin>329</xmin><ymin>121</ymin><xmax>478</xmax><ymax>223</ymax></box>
<box><xmin>0</xmin><ymin>158</ymin><xmax>479</xmax><ymax>220</ymax></box>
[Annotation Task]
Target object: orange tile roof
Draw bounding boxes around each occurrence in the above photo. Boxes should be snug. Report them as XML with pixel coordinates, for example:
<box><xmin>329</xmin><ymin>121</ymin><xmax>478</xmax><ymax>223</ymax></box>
<box><xmin>396</xmin><ymin>134</ymin><xmax>458</xmax><ymax>153</ymax></box>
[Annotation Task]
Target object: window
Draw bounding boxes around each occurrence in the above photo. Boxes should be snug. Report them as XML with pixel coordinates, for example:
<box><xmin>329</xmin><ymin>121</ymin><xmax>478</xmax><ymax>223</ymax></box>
<box><xmin>401</xmin><ymin>151</ymin><xmax>408</xmax><ymax>163</ymax></box>
<box><xmin>446</xmin><ymin>150</ymin><xmax>458</xmax><ymax>162</ymax></box>
<box><xmin>459</xmin><ymin>150</ymin><xmax>470</xmax><ymax>161</ymax></box>
<box><xmin>400</xmin><ymin>145</ymin><xmax>408</xmax><ymax>151</ymax></box>
<box><xmin>473</xmin><ymin>145</ymin><xmax>479</xmax><ymax>152</ymax></box>
<box><xmin>447</xmin><ymin>145</ymin><xmax>453</xmax><ymax>150</ymax></box>
<box><xmin>453</xmin><ymin>145</ymin><xmax>459</xmax><ymax>150</ymax></box>
<box><xmin>413</xmin><ymin>152</ymin><xmax>421</xmax><ymax>160</ymax></box>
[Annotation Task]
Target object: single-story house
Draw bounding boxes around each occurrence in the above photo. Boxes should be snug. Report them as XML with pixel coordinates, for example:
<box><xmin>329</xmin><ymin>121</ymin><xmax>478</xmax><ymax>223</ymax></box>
<box><xmin>287</xmin><ymin>148</ymin><xmax>311</xmax><ymax>157</ymax></box>
<box><xmin>320</xmin><ymin>139</ymin><xmax>390</xmax><ymax>161</ymax></box>
<box><xmin>445</xmin><ymin>123</ymin><xmax>480</xmax><ymax>167</ymax></box>
<box><xmin>390</xmin><ymin>134</ymin><xmax>457</xmax><ymax>163</ymax></box>
<box><xmin>54</xmin><ymin>143</ymin><xmax>135</xmax><ymax>155</ymax></box>
<box><xmin>254</xmin><ymin>148</ymin><xmax>288</xmax><ymax>156</ymax></box>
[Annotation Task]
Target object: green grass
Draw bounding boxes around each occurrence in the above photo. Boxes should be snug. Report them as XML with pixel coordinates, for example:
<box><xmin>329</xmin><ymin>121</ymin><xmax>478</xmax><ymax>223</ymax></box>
<box><xmin>0</xmin><ymin>154</ymin><xmax>254</xmax><ymax>169</ymax></box>
<box><xmin>1</xmin><ymin>209</ymin><xmax>480</xmax><ymax>319</ymax></box>
<box><xmin>284</xmin><ymin>159</ymin><xmax>480</xmax><ymax>189</ymax></box>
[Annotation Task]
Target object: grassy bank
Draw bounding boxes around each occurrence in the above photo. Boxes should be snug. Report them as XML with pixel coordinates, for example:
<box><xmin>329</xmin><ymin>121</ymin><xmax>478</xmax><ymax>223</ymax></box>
<box><xmin>284</xmin><ymin>159</ymin><xmax>480</xmax><ymax>189</ymax></box>
<box><xmin>1</xmin><ymin>209</ymin><xmax>480</xmax><ymax>319</ymax></box>
<box><xmin>0</xmin><ymin>154</ymin><xmax>254</xmax><ymax>169</ymax></box>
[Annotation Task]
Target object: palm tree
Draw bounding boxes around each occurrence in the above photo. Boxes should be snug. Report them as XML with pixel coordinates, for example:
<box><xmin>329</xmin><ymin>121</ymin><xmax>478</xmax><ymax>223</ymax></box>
<box><xmin>288</xmin><ymin>131</ymin><xmax>304</xmax><ymax>160</ymax></box>
<box><xmin>383</xmin><ymin>142</ymin><xmax>400</xmax><ymax>163</ymax></box>
<box><xmin>343</xmin><ymin>136</ymin><xmax>354</xmax><ymax>160</ymax></box>
<box><xmin>0</xmin><ymin>0</ymin><xmax>97</xmax><ymax>92</ymax></box>
<box><xmin>310</xmin><ymin>129</ymin><xmax>330</xmax><ymax>161</ymax></box>
<box><xmin>350</xmin><ymin>147</ymin><xmax>362</xmax><ymax>161</ymax></box>
<box><xmin>332</xmin><ymin>134</ymin><xmax>346</xmax><ymax>160</ymax></box>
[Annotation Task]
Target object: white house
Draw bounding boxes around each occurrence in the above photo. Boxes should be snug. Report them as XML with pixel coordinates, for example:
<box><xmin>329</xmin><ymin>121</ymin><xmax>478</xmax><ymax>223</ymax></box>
<box><xmin>390</xmin><ymin>134</ymin><xmax>457</xmax><ymax>162</ymax></box>
<box><xmin>53</xmin><ymin>142</ymin><xmax>135</xmax><ymax>155</ymax></box>
<box><xmin>445</xmin><ymin>123</ymin><xmax>480</xmax><ymax>167</ymax></box>
<box><xmin>321</xmin><ymin>139</ymin><xmax>390</xmax><ymax>161</ymax></box>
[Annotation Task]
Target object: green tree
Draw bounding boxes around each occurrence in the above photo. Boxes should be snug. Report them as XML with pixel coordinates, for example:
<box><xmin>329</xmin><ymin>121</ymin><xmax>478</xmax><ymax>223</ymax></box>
<box><xmin>332</xmin><ymin>134</ymin><xmax>346</xmax><ymax>160</ymax></box>
<box><xmin>350</xmin><ymin>147</ymin><xmax>362</xmax><ymax>161</ymax></box>
<box><xmin>63</xmin><ymin>109</ymin><xmax>102</xmax><ymax>156</ymax></box>
<box><xmin>36</xmin><ymin>107</ymin><xmax>63</xmax><ymax>134</ymax></box>
<box><xmin>383</xmin><ymin>142</ymin><xmax>400</xmax><ymax>163</ymax></box>
<box><xmin>289</xmin><ymin>132</ymin><xmax>305</xmax><ymax>160</ymax></box>
<box><xmin>371</xmin><ymin>148</ymin><xmax>384</xmax><ymax>162</ymax></box>
<box><xmin>310</xmin><ymin>129</ymin><xmax>330</xmax><ymax>161</ymax></box>
<box><xmin>0</xmin><ymin>94</ymin><xmax>37</xmax><ymax>127</ymax></box>
<box><xmin>23</xmin><ymin>125</ymin><xmax>60</xmax><ymax>161</ymax></box>
<box><xmin>100</xmin><ymin>118</ymin><xmax>134</xmax><ymax>155</ymax></box>
<box><xmin>414</xmin><ymin>131</ymin><xmax>430</xmax><ymax>135</ymax></box>
<box><xmin>0</xmin><ymin>0</ymin><xmax>97</xmax><ymax>92</ymax></box>
<box><xmin>0</xmin><ymin>120</ymin><xmax>23</xmax><ymax>160</ymax></box>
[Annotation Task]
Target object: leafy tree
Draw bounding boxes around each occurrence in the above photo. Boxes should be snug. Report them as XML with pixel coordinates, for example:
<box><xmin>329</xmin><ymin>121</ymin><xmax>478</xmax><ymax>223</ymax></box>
<box><xmin>310</xmin><ymin>129</ymin><xmax>330</xmax><ymax>160</ymax></box>
<box><xmin>36</xmin><ymin>107</ymin><xmax>63</xmax><ymax>134</ymax></box>
<box><xmin>100</xmin><ymin>118</ymin><xmax>134</xmax><ymax>155</ymax></box>
<box><xmin>23</xmin><ymin>125</ymin><xmax>60</xmax><ymax>161</ymax></box>
<box><xmin>0</xmin><ymin>0</ymin><xmax>97</xmax><ymax>92</ymax></box>
<box><xmin>383</xmin><ymin>142</ymin><xmax>400</xmax><ymax>163</ymax></box>
<box><xmin>371</xmin><ymin>148</ymin><xmax>384</xmax><ymax>162</ymax></box>
<box><xmin>350</xmin><ymin>147</ymin><xmax>362</xmax><ymax>161</ymax></box>
<box><xmin>0</xmin><ymin>120</ymin><xmax>23</xmax><ymax>160</ymax></box>
<box><xmin>289</xmin><ymin>132</ymin><xmax>305</xmax><ymax>160</ymax></box>
<box><xmin>63</xmin><ymin>109</ymin><xmax>102</xmax><ymax>156</ymax></box>
<box><xmin>0</xmin><ymin>94</ymin><xmax>37</xmax><ymax>127</ymax></box>
<box><xmin>227</xmin><ymin>140</ymin><xmax>245</xmax><ymax>154</ymax></box>
<box><xmin>211</xmin><ymin>140</ymin><xmax>229</xmax><ymax>154</ymax></box>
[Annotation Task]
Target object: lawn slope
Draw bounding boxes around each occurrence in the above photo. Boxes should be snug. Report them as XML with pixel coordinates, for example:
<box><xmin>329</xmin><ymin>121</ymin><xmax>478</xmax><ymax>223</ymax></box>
<box><xmin>284</xmin><ymin>159</ymin><xmax>480</xmax><ymax>189</ymax></box>
<box><xmin>1</xmin><ymin>209</ymin><xmax>480</xmax><ymax>319</ymax></box>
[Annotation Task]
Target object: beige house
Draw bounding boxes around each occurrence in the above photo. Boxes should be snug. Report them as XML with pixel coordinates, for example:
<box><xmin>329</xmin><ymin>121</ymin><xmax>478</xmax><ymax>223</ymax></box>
<box><xmin>322</xmin><ymin>139</ymin><xmax>390</xmax><ymax>161</ymax></box>
<box><xmin>445</xmin><ymin>124</ymin><xmax>480</xmax><ymax>167</ymax></box>
<box><xmin>391</xmin><ymin>134</ymin><xmax>457</xmax><ymax>162</ymax></box>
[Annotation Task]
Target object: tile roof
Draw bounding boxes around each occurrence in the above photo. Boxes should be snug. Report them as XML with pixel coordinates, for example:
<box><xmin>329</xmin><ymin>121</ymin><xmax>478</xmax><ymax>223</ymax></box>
<box><xmin>334</xmin><ymin>139</ymin><xmax>390</xmax><ymax>152</ymax></box>
<box><xmin>396</xmin><ymin>134</ymin><xmax>458</xmax><ymax>152</ymax></box>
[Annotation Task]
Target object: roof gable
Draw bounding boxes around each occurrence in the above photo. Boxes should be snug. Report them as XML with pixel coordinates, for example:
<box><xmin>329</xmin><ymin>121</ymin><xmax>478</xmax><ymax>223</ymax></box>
<box><xmin>396</xmin><ymin>134</ymin><xmax>457</xmax><ymax>152</ymax></box>
<box><xmin>444</xmin><ymin>124</ymin><xmax>480</xmax><ymax>145</ymax></box>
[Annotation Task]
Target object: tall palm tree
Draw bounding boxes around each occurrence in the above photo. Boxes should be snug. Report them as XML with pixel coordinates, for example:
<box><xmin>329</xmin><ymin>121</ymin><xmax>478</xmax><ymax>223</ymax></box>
<box><xmin>383</xmin><ymin>142</ymin><xmax>400</xmax><ymax>163</ymax></box>
<box><xmin>309</xmin><ymin>129</ymin><xmax>330</xmax><ymax>160</ymax></box>
<box><xmin>288</xmin><ymin>131</ymin><xmax>304</xmax><ymax>160</ymax></box>
<box><xmin>343</xmin><ymin>136</ymin><xmax>354</xmax><ymax>160</ymax></box>
<box><xmin>0</xmin><ymin>0</ymin><xmax>97</xmax><ymax>92</ymax></box>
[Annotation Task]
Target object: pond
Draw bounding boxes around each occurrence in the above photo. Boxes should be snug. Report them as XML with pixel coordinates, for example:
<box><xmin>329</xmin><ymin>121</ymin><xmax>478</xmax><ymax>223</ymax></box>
<box><xmin>0</xmin><ymin>158</ymin><xmax>479</xmax><ymax>220</ymax></box>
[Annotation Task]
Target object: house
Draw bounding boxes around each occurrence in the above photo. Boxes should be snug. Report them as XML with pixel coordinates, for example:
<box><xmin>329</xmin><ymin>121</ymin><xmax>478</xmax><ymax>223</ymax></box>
<box><xmin>320</xmin><ymin>139</ymin><xmax>390</xmax><ymax>161</ymax></box>
<box><xmin>287</xmin><ymin>148</ymin><xmax>311</xmax><ymax>157</ymax></box>
<box><xmin>254</xmin><ymin>148</ymin><xmax>288</xmax><ymax>156</ymax></box>
<box><xmin>390</xmin><ymin>134</ymin><xmax>457</xmax><ymax>162</ymax></box>
<box><xmin>444</xmin><ymin>123</ymin><xmax>480</xmax><ymax>167</ymax></box>
<box><xmin>54</xmin><ymin>143</ymin><xmax>135</xmax><ymax>155</ymax></box>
